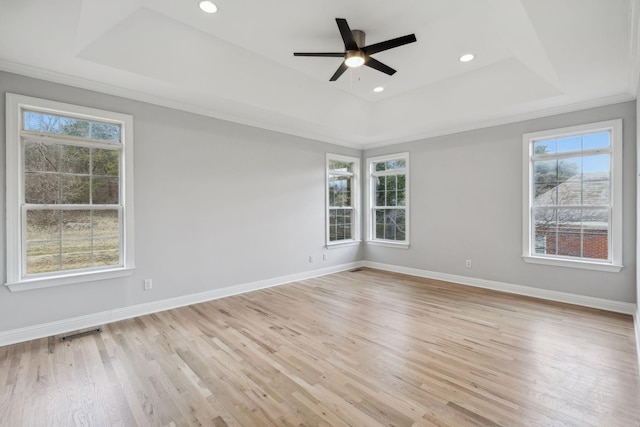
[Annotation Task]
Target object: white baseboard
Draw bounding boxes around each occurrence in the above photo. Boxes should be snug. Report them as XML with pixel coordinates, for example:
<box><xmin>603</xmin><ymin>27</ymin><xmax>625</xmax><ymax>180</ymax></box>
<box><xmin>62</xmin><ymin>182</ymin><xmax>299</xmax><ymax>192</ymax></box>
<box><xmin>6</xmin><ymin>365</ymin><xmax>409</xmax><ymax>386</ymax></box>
<box><xmin>0</xmin><ymin>262</ymin><xmax>363</xmax><ymax>347</ymax></box>
<box><xmin>635</xmin><ymin>310</ymin><xmax>640</xmax><ymax>373</ymax></box>
<box><xmin>362</xmin><ymin>261</ymin><xmax>636</xmax><ymax>315</ymax></box>
<box><xmin>2</xmin><ymin>260</ymin><xmax>635</xmax><ymax>347</ymax></box>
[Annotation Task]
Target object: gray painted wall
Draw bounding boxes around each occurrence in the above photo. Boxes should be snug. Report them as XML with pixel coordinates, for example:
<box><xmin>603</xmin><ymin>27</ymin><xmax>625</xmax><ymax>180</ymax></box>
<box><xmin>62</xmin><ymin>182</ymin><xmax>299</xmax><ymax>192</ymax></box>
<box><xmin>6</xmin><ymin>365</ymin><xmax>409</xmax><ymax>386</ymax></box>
<box><xmin>0</xmin><ymin>71</ymin><xmax>362</xmax><ymax>332</ymax></box>
<box><xmin>0</xmin><ymin>71</ymin><xmax>636</xmax><ymax>336</ymax></box>
<box><xmin>364</xmin><ymin>101</ymin><xmax>637</xmax><ymax>303</ymax></box>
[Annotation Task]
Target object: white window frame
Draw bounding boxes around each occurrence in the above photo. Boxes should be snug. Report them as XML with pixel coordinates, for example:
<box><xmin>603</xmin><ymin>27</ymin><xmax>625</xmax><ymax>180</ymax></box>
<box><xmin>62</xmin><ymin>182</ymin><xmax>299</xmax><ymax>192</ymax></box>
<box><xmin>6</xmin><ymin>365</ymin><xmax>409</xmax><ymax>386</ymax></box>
<box><xmin>522</xmin><ymin>119</ymin><xmax>622</xmax><ymax>272</ymax></box>
<box><xmin>5</xmin><ymin>93</ymin><xmax>135</xmax><ymax>291</ymax></box>
<box><xmin>326</xmin><ymin>154</ymin><xmax>360</xmax><ymax>247</ymax></box>
<box><xmin>366</xmin><ymin>152</ymin><xmax>410</xmax><ymax>249</ymax></box>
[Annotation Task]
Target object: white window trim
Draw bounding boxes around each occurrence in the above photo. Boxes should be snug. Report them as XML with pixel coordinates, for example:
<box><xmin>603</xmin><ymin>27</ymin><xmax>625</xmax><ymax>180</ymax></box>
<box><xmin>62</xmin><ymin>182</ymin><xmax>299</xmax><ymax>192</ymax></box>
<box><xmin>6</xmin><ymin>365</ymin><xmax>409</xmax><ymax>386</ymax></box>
<box><xmin>366</xmin><ymin>152</ymin><xmax>410</xmax><ymax>249</ymax></box>
<box><xmin>5</xmin><ymin>93</ymin><xmax>135</xmax><ymax>291</ymax></box>
<box><xmin>522</xmin><ymin>119</ymin><xmax>623</xmax><ymax>272</ymax></box>
<box><xmin>326</xmin><ymin>153</ymin><xmax>360</xmax><ymax>247</ymax></box>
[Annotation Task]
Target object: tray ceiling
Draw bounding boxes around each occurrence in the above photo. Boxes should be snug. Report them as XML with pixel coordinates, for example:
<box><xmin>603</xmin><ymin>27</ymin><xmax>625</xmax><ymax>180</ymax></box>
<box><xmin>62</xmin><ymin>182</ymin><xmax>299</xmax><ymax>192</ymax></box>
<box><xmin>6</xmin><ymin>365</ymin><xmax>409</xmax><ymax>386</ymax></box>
<box><xmin>0</xmin><ymin>0</ymin><xmax>637</xmax><ymax>148</ymax></box>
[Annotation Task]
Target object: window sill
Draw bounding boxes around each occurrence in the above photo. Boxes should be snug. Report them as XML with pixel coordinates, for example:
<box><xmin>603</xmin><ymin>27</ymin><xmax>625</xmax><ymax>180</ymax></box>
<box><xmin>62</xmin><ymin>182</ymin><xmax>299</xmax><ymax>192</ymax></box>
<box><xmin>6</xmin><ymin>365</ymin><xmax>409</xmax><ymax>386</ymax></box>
<box><xmin>366</xmin><ymin>240</ymin><xmax>410</xmax><ymax>250</ymax></box>
<box><xmin>326</xmin><ymin>240</ymin><xmax>361</xmax><ymax>249</ymax></box>
<box><xmin>522</xmin><ymin>255</ymin><xmax>622</xmax><ymax>272</ymax></box>
<box><xmin>5</xmin><ymin>267</ymin><xmax>135</xmax><ymax>292</ymax></box>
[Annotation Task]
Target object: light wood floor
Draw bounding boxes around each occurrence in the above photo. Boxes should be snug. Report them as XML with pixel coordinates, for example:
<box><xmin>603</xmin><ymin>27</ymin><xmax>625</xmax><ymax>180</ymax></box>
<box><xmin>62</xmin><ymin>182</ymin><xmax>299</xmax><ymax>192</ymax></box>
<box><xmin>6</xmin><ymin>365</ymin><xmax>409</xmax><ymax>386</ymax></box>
<box><xmin>1</xmin><ymin>268</ymin><xmax>639</xmax><ymax>426</ymax></box>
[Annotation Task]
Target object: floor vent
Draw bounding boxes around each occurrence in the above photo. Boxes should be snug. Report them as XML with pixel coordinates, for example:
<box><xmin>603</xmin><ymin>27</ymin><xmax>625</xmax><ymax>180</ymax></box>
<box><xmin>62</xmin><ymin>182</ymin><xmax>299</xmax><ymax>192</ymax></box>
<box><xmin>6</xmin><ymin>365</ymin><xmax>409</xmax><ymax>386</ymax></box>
<box><xmin>60</xmin><ymin>328</ymin><xmax>102</xmax><ymax>342</ymax></box>
<box><xmin>350</xmin><ymin>268</ymin><xmax>363</xmax><ymax>272</ymax></box>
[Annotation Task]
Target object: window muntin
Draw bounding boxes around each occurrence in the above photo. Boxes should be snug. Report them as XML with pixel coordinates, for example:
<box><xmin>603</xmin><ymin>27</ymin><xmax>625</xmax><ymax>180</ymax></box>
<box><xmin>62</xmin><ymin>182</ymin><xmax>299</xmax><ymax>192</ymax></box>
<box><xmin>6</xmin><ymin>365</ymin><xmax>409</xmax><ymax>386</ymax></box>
<box><xmin>327</xmin><ymin>155</ymin><xmax>359</xmax><ymax>245</ymax></box>
<box><xmin>523</xmin><ymin>120</ymin><xmax>622</xmax><ymax>271</ymax></box>
<box><xmin>367</xmin><ymin>153</ymin><xmax>409</xmax><ymax>246</ymax></box>
<box><xmin>6</xmin><ymin>94</ymin><xmax>134</xmax><ymax>290</ymax></box>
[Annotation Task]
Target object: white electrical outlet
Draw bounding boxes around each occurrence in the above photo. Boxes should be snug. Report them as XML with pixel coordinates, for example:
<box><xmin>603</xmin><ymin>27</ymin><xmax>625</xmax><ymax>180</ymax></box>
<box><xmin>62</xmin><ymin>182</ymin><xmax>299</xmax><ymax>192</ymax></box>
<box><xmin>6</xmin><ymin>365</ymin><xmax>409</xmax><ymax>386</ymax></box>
<box><xmin>323</xmin><ymin>252</ymin><xmax>327</xmax><ymax>261</ymax></box>
<box><xmin>465</xmin><ymin>260</ymin><xmax>472</xmax><ymax>268</ymax></box>
<box><xmin>308</xmin><ymin>256</ymin><xmax>314</xmax><ymax>263</ymax></box>
<box><xmin>144</xmin><ymin>279</ymin><xmax>153</xmax><ymax>290</ymax></box>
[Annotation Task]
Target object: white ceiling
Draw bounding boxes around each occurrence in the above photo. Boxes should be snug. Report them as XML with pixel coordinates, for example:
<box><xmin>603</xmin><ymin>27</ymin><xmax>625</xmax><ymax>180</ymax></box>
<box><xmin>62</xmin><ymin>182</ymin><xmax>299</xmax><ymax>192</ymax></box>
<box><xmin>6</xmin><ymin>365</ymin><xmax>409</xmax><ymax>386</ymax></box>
<box><xmin>0</xmin><ymin>0</ymin><xmax>638</xmax><ymax>148</ymax></box>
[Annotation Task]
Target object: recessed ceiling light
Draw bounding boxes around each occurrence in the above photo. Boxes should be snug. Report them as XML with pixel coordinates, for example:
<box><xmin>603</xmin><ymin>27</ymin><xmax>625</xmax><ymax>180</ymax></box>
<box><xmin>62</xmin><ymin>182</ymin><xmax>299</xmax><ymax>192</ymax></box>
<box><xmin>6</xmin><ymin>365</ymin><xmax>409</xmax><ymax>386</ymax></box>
<box><xmin>373</xmin><ymin>86</ymin><xmax>384</xmax><ymax>93</ymax></box>
<box><xmin>459</xmin><ymin>53</ymin><xmax>475</xmax><ymax>63</ymax></box>
<box><xmin>199</xmin><ymin>1</ymin><xmax>218</xmax><ymax>14</ymax></box>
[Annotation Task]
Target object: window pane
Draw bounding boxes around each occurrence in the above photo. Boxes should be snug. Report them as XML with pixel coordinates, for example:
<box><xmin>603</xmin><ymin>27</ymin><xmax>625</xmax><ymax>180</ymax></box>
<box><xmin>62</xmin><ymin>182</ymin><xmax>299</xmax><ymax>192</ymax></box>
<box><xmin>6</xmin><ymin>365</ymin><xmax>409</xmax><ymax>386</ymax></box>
<box><xmin>534</xmin><ymin>185</ymin><xmax>556</xmax><ymax>205</ymax></box>
<box><xmin>374</xmin><ymin>209</ymin><xmax>406</xmax><ymax>241</ymax></box>
<box><xmin>62</xmin><ymin>239</ymin><xmax>92</xmax><ymax>271</ymax></box>
<box><xmin>27</xmin><ymin>209</ymin><xmax>61</xmax><ymax>241</ymax></box>
<box><xmin>533</xmin><ymin>139</ymin><xmax>556</xmax><ymax>155</ymax></box>
<box><xmin>557</xmin><ymin>208</ymin><xmax>582</xmax><ymax>229</ymax></box>
<box><xmin>61</xmin><ymin>174</ymin><xmax>90</xmax><ymax>204</ymax></box>
<box><xmin>583</xmin><ymin>209</ymin><xmax>609</xmax><ymax>260</ymax></box>
<box><xmin>558</xmin><ymin>157</ymin><xmax>580</xmax><ymax>181</ymax></box>
<box><xmin>61</xmin><ymin>145</ymin><xmax>90</xmax><ymax>174</ymax></box>
<box><xmin>328</xmin><ymin>175</ymin><xmax>351</xmax><ymax>207</ymax></box>
<box><xmin>62</xmin><ymin>210</ymin><xmax>91</xmax><ymax>239</ymax></box>
<box><xmin>387</xmin><ymin>175</ymin><xmax>397</xmax><ymax>189</ymax></box>
<box><xmin>582</xmin><ymin>179</ymin><xmax>610</xmax><ymax>205</ymax></box>
<box><xmin>26</xmin><ymin>209</ymin><xmax>62</xmax><ymax>274</ymax></box>
<box><xmin>534</xmin><ymin>208</ymin><xmax>556</xmax><ymax>255</ymax></box>
<box><xmin>25</xmin><ymin>141</ymin><xmax>59</xmax><ymax>172</ymax></box>
<box><xmin>375</xmin><ymin>175</ymin><xmax>406</xmax><ymax>207</ymax></box>
<box><xmin>25</xmin><ymin>208</ymin><xmax>121</xmax><ymax>274</ymax></box>
<box><xmin>94</xmin><ymin>237</ymin><xmax>120</xmax><ymax>267</ymax></box>
<box><xmin>582</xmin><ymin>132</ymin><xmax>609</xmax><ymax>150</ymax></box>
<box><xmin>397</xmin><ymin>174</ymin><xmax>406</xmax><ymax>191</ymax></box>
<box><xmin>93</xmin><ymin>148</ymin><xmax>119</xmax><ymax>176</ymax></box>
<box><xmin>329</xmin><ymin>161</ymin><xmax>352</xmax><ymax>173</ymax></box>
<box><xmin>92</xmin><ymin>177</ymin><xmax>119</xmax><ymax>204</ymax></box>
<box><xmin>26</xmin><ymin>241</ymin><xmax>60</xmax><ymax>274</ymax></box>
<box><xmin>556</xmin><ymin>209</ymin><xmax>582</xmax><ymax>257</ymax></box>
<box><xmin>386</xmin><ymin>176</ymin><xmax>398</xmax><ymax>207</ymax></box>
<box><xmin>557</xmin><ymin>135</ymin><xmax>581</xmax><ymax>153</ymax></box>
<box><xmin>555</xmin><ymin>158</ymin><xmax>582</xmax><ymax>205</ymax></box>
<box><xmin>534</xmin><ymin>235</ymin><xmax>547</xmax><ymax>255</ymax></box>
<box><xmin>583</xmin><ymin>154</ymin><xmax>610</xmax><ymax>176</ymax></box>
<box><xmin>374</xmin><ymin>159</ymin><xmax>406</xmax><ymax>171</ymax></box>
<box><xmin>25</xmin><ymin>173</ymin><xmax>59</xmax><ymax>204</ymax></box>
<box><xmin>94</xmin><ymin>210</ymin><xmax>120</xmax><ymax>237</ymax></box>
<box><xmin>329</xmin><ymin>208</ymin><xmax>352</xmax><ymax>241</ymax></box>
<box><xmin>23</xmin><ymin>111</ymin><xmax>121</xmax><ymax>142</ymax></box>
<box><xmin>556</xmin><ymin>231</ymin><xmax>582</xmax><ymax>257</ymax></box>
<box><xmin>397</xmin><ymin>177</ymin><xmax>406</xmax><ymax>206</ymax></box>
<box><xmin>533</xmin><ymin>159</ymin><xmax>558</xmax><ymax>185</ymax></box>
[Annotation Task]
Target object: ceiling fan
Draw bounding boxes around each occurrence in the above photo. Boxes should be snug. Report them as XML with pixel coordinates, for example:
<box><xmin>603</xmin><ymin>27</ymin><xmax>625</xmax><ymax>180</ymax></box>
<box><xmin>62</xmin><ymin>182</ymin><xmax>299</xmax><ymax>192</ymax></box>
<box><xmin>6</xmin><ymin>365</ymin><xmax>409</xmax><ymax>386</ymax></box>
<box><xmin>294</xmin><ymin>18</ymin><xmax>417</xmax><ymax>81</ymax></box>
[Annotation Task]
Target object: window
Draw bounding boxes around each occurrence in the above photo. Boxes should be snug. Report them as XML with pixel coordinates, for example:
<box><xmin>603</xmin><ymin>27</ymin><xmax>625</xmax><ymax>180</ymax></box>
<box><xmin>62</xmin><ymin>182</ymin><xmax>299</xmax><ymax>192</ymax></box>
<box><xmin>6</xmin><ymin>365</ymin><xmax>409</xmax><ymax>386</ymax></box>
<box><xmin>326</xmin><ymin>154</ymin><xmax>360</xmax><ymax>245</ymax></box>
<box><xmin>367</xmin><ymin>153</ymin><xmax>409</xmax><ymax>248</ymax></box>
<box><xmin>522</xmin><ymin>119</ymin><xmax>622</xmax><ymax>272</ymax></box>
<box><xmin>5</xmin><ymin>94</ymin><xmax>134</xmax><ymax>291</ymax></box>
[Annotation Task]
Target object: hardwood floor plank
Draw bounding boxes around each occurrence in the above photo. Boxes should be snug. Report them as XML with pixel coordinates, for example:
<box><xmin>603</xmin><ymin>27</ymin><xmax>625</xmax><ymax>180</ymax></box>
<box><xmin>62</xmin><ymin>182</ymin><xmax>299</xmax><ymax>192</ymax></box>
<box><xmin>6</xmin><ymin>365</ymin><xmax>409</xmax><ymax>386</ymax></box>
<box><xmin>1</xmin><ymin>268</ymin><xmax>639</xmax><ymax>426</ymax></box>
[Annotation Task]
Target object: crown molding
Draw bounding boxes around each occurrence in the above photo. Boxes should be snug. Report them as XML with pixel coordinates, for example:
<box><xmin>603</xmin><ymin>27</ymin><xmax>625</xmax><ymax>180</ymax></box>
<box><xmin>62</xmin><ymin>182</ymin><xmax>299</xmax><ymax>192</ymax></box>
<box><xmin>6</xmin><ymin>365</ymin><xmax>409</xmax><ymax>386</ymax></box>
<box><xmin>0</xmin><ymin>59</ymin><xmax>635</xmax><ymax>151</ymax></box>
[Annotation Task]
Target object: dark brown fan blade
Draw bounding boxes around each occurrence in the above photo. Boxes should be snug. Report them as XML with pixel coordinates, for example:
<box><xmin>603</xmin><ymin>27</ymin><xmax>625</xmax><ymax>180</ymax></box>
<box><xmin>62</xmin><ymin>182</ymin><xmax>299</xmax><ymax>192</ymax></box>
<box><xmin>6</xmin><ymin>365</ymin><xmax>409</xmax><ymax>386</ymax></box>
<box><xmin>336</xmin><ymin>18</ymin><xmax>358</xmax><ymax>51</ymax></box>
<box><xmin>363</xmin><ymin>34</ymin><xmax>417</xmax><ymax>55</ymax></box>
<box><xmin>365</xmin><ymin>57</ymin><xmax>396</xmax><ymax>76</ymax></box>
<box><xmin>329</xmin><ymin>62</ymin><xmax>349</xmax><ymax>81</ymax></box>
<box><xmin>293</xmin><ymin>52</ymin><xmax>345</xmax><ymax>57</ymax></box>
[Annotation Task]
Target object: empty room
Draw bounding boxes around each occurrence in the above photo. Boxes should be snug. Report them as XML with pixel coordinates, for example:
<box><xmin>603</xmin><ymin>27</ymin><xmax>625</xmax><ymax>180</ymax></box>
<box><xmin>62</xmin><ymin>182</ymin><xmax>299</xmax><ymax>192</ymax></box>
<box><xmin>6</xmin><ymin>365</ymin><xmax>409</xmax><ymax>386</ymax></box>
<box><xmin>1</xmin><ymin>0</ymin><xmax>640</xmax><ymax>425</ymax></box>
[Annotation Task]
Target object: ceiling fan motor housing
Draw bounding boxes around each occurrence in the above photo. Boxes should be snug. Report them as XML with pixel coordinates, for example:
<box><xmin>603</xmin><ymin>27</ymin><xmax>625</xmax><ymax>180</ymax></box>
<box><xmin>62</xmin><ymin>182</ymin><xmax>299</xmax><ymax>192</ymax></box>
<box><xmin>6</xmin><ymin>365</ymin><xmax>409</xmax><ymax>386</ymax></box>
<box><xmin>352</xmin><ymin>30</ymin><xmax>365</xmax><ymax>48</ymax></box>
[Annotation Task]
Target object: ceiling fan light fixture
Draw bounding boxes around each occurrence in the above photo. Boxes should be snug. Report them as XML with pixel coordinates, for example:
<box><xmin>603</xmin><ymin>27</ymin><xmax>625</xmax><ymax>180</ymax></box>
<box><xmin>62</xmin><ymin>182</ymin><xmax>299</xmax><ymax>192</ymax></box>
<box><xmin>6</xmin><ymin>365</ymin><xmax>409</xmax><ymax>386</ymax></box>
<box><xmin>345</xmin><ymin>51</ymin><xmax>365</xmax><ymax>68</ymax></box>
<box><xmin>198</xmin><ymin>1</ymin><xmax>218</xmax><ymax>14</ymax></box>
